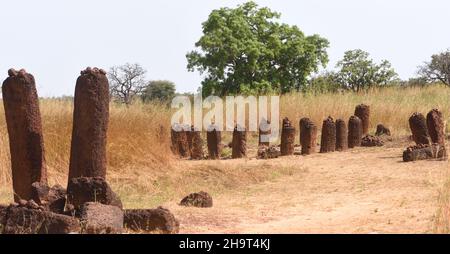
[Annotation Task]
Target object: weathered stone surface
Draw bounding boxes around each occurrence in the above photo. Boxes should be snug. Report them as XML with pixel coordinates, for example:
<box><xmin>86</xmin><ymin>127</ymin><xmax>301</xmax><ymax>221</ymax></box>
<box><xmin>320</xmin><ymin>117</ymin><xmax>336</xmax><ymax>153</ymax></box>
<box><xmin>79</xmin><ymin>202</ymin><xmax>123</xmax><ymax>234</ymax></box>
<box><xmin>3</xmin><ymin>206</ymin><xmax>80</xmax><ymax>234</ymax></box>
<box><xmin>409</xmin><ymin>112</ymin><xmax>430</xmax><ymax>145</ymax></box>
<box><xmin>355</xmin><ymin>104</ymin><xmax>370</xmax><ymax>135</ymax></box>
<box><xmin>171</xmin><ymin>124</ymin><xmax>190</xmax><ymax>158</ymax></box>
<box><xmin>206</xmin><ymin>125</ymin><xmax>222</xmax><ymax>159</ymax></box>
<box><xmin>67</xmin><ymin>177</ymin><xmax>122</xmax><ymax>210</ymax></box>
<box><xmin>348</xmin><ymin>116</ymin><xmax>363</xmax><ymax>148</ymax></box>
<box><xmin>403</xmin><ymin>144</ymin><xmax>447</xmax><ymax>162</ymax></box>
<box><xmin>335</xmin><ymin>119</ymin><xmax>348</xmax><ymax>151</ymax></box>
<box><xmin>2</xmin><ymin>69</ymin><xmax>47</xmax><ymax>202</ymax></box>
<box><xmin>426</xmin><ymin>109</ymin><xmax>445</xmax><ymax>145</ymax></box>
<box><xmin>375</xmin><ymin>124</ymin><xmax>391</xmax><ymax>136</ymax></box>
<box><xmin>258</xmin><ymin>119</ymin><xmax>271</xmax><ymax>147</ymax></box>
<box><xmin>257</xmin><ymin>146</ymin><xmax>281</xmax><ymax>159</ymax></box>
<box><xmin>179</xmin><ymin>191</ymin><xmax>213</xmax><ymax>208</ymax></box>
<box><xmin>0</xmin><ymin>204</ymin><xmax>7</xmax><ymax>232</ymax></box>
<box><xmin>281</xmin><ymin>118</ymin><xmax>295</xmax><ymax>156</ymax></box>
<box><xmin>189</xmin><ymin>126</ymin><xmax>203</xmax><ymax>160</ymax></box>
<box><xmin>69</xmin><ymin>67</ymin><xmax>109</xmax><ymax>181</ymax></box>
<box><xmin>232</xmin><ymin>125</ymin><xmax>247</xmax><ymax>159</ymax></box>
<box><xmin>300</xmin><ymin>118</ymin><xmax>317</xmax><ymax>155</ymax></box>
<box><xmin>124</xmin><ymin>207</ymin><xmax>179</xmax><ymax>234</ymax></box>
<box><xmin>30</xmin><ymin>182</ymin><xmax>66</xmax><ymax>214</ymax></box>
<box><xmin>361</xmin><ymin>135</ymin><xmax>384</xmax><ymax>147</ymax></box>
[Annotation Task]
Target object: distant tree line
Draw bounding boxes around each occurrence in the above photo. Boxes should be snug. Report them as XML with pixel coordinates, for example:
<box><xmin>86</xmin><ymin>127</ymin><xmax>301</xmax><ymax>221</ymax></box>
<box><xmin>107</xmin><ymin>63</ymin><xmax>176</xmax><ymax>105</ymax></box>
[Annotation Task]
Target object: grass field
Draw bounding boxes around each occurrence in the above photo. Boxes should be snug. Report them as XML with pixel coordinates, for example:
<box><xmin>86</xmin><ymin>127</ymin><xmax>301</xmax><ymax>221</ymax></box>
<box><xmin>0</xmin><ymin>85</ymin><xmax>449</xmax><ymax>232</ymax></box>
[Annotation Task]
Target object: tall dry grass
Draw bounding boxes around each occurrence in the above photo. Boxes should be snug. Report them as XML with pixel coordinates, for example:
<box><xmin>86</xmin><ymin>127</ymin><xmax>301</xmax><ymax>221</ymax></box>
<box><xmin>0</xmin><ymin>85</ymin><xmax>450</xmax><ymax>208</ymax></box>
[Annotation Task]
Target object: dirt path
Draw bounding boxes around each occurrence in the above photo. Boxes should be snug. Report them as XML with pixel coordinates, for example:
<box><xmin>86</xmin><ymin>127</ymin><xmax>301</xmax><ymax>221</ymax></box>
<box><xmin>165</xmin><ymin>144</ymin><xmax>449</xmax><ymax>233</ymax></box>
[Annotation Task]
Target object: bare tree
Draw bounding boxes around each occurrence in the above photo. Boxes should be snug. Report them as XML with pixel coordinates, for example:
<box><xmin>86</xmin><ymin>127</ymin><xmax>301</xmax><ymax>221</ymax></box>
<box><xmin>108</xmin><ymin>63</ymin><xmax>147</xmax><ymax>105</ymax></box>
<box><xmin>418</xmin><ymin>49</ymin><xmax>450</xmax><ymax>86</ymax></box>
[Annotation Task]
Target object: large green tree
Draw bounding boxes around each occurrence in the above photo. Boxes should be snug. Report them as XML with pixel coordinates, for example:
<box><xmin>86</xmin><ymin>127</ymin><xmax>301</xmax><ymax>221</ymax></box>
<box><xmin>335</xmin><ymin>49</ymin><xmax>398</xmax><ymax>92</ymax></box>
<box><xmin>186</xmin><ymin>1</ymin><xmax>329</xmax><ymax>96</ymax></box>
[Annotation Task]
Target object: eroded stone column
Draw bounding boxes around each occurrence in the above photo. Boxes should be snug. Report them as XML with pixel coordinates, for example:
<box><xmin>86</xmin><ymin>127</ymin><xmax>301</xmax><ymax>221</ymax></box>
<box><xmin>300</xmin><ymin>118</ymin><xmax>317</xmax><ymax>155</ymax></box>
<box><xmin>206</xmin><ymin>124</ymin><xmax>221</xmax><ymax>159</ymax></box>
<box><xmin>280</xmin><ymin>118</ymin><xmax>295</xmax><ymax>156</ymax></box>
<box><xmin>190</xmin><ymin>126</ymin><xmax>203</xmax><ymax>160</ymax></box>
<box><xmin>409</xmin><ymin>112</ymin><xmax>430</xmax><ymax>145</ymax></box>
<box><xmin>2</xmin><ymin>69</ymin><xmax>47</xmax><ymax>201</ymax></box>
<box><xmin>426</xmin><ymin>109</ymin><xmax>445</xmax><ymax>145</ymax></box>
<box><xmin>335</xmin><ymin>119</ymin><xmax>348</xmax><ymax>151</ymax></box>
<box><xmin>68</xmin><ymin>67</ymin><xmax>109</xmax><ymax>180</ymax></box>
<box><xmin>231</xmin><ymin>125</ymin><xmax>247</xmax><ymax>159</ymax></box>
<box><xmin>320</xmin><ymin>116</ymin><xmax>336</xmax><ymax>153</ymax></box>
<box><xmin>355</xmin><ymin>104</ymin><xmax>370</xmax><ymax>135</ymax></box>
<box><xmin>348</xmin><ymin>116</ymin><xmax>363</xmax><ymax>148</ymax></box>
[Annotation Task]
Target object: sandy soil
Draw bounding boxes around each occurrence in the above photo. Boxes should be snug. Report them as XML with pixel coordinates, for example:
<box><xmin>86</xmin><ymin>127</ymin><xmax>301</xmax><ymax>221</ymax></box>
<box><xmin>165</xmin><ymin>140</ymin><xmax>449</xmax><ymax>233</ymax></box>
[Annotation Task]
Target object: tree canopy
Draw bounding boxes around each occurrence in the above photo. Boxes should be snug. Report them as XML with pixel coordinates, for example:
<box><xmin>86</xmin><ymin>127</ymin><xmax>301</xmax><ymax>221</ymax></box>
<box><xmin>186</xmin><ymin>1</ymin><xmax>329</xmax><ymax>96</ymax></box>
<box><xmin>335</xmin><ymin>49</ymin><xmax>398</xmax><ymax>92</ymax></box>
<box><xmin>141</xmin><ymin>80</ymin><xmax>176</xmax><ymax>102</ymax></box>
<box><xmin>418</xmin><ymin>49</ymin><xmax>450</xmax><ymax>86</ymax></box>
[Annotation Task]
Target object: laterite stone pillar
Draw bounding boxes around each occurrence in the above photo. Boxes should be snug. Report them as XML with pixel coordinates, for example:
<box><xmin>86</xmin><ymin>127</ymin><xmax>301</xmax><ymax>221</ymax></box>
<box><xmin>2</xmin><ymin>69</ymin><xmax>47</xmax><ymax>201</ymax></box>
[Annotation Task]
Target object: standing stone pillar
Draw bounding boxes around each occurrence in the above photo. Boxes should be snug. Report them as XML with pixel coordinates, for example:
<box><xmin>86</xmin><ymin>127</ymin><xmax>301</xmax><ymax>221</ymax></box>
<box><xmin>170</xmin><ymin>124</ymin><xmax>190</xmax><ymax>158</ymax></box>
<box><xmin>258</xmin><ymin>120</ymin><xmax>271</xmax><ymax>147</ymax></box>
<box><xmin>320</xmin><ymin>116</ymin><xmax>336</xmax><ymax>153</ymax></box>
<box><xmin>2</xmin><ymin>69</ymin><xmax>47</xmax><ymax>201</ymax></box>
<box><xmin>335</xmin><ymin>119</ymin><xmax>348</xmax><ymax>151</ymax></box>
<box><xmin>300</xmin><ymin>118</ymin><xmax>317</xmax><ymax>155</ymax></box>
<box><xmin>190</xmin><ymin>126</ymin><xmax>203</xmax><ymax>160</ymax></box>
<box><xmin>348</xmin><ymin>116</ymin><xmax>363</xmax><ymax>148</ymax></box>
<box><xmin>206</xmin><ymin>124</ymin><xmax>221</xmax><ymax>160</ymax></box>
<box><xmin>232</xmin><ymin>125</ymin><xmax>247</xmax><ymax>159</ymax></box>
<box><xmin>68</xmin><ymin>67</ymin><xmax>109</xmax><ymax>180</ymax></box>
<box><xmin>280</xmin><ymin>118</ymin><xmax>295</xmax><ymax>156</ymax></box>
<box><xmin>426</xmin><ymin>109</ymin><xmax>445</xmax><ymax>145</ymax></box>
<box><xmin>409</xmin><ymin>112</ymin><xmax>430</xmax><ymax>145</ymax></box>
<box><xmin>355</xmin><ymin>104</ymin><xmax>370</xmax><ymax>135</ymax></box>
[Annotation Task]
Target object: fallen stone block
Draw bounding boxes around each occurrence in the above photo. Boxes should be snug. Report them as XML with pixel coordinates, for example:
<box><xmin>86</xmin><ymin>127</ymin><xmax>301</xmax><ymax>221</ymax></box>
<box><xmin>257</xmin><ymin>146</ymin><xmax>281</xmax><ymax>159</ymax></box>
<box><xmin>124</xmin><ymin>207</ymin><xmax>179</xmax><ymax>234</ymax></box>
<box><xmin>3</xmin><ymin>206</ymin><xmax>80</xmax><ymax>234</ymax></box>
<box><xmin>31</xmin><ymin>182</ymin><xmax>66</xmax><ymax>214</ymax></box>
<box><xmin>403</xmin><ymin>144</ymin><xmax>447</xmax><ymax>162</ymax></box>
<box><xmin>67</xmin><ymin>177</ymin><xmax>122</xmax><ymax>210</ymax></box>
<box><xmin>361</xmin><ymin>135</ymin><xmax>384</xmax><ymax>147</ymax></box>
<box><xmin>79</xmin><ymin>202</ymin><xmax>123</xmax><ymax>234</ymax></box>
<box><xmin>179</xmin><ymin>191</ymin><xmax>213</xmax><ymax>208</ymax></box>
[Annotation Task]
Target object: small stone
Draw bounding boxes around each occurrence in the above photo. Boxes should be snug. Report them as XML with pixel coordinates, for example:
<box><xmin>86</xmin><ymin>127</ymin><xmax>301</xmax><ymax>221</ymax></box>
<box><xmin>180</xmin><ymin>191</ymin><xmax>213</xmax><ymax>208</ymax></box>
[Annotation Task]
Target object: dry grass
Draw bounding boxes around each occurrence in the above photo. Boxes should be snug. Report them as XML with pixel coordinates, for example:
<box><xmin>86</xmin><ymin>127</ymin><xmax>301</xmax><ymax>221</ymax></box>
<box><xmin>0</xmin><ymin>85</ymin><xmax>450</xmax><ymax>222</ymax></box>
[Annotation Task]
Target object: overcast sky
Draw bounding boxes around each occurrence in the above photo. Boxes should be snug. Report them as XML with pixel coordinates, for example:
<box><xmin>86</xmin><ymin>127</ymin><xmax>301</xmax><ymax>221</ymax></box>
<box><xmin>0</xmin><ymin>0</ymin><xmax>448</xmax><ymax>97</ymax></box>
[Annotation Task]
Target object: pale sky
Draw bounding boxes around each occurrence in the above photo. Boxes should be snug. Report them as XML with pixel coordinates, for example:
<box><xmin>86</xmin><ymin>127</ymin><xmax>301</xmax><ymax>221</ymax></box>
<box><xmin>0</xmin><ymin>0</ymin><xmax>448</xmax><ymax>97</ymax></box>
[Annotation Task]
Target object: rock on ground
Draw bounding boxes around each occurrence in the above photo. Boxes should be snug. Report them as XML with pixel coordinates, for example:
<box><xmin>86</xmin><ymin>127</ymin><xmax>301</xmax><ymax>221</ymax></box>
<box><xmin>79</xmin><ymin>202</ymin><xmax>123</xmax><ymax>234</ymax></box>
<box><xmin>124</xmin><ymin>207</ymin><xmax>179</xmax><ymax>234</ymax></box>
<box><xmin>180</xmin><ymin>191</ymin><xmax>213</xmax><ymax>208</ymax></box>
<box><xmin>67</xmin><ymin>177</ymin><xmax>122</xmax><ymax>210</ymax></box>
<box><xmin>2</xmin><ymin>206</ymin><xmax>80</xmax><ymax>234</ymax></box>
